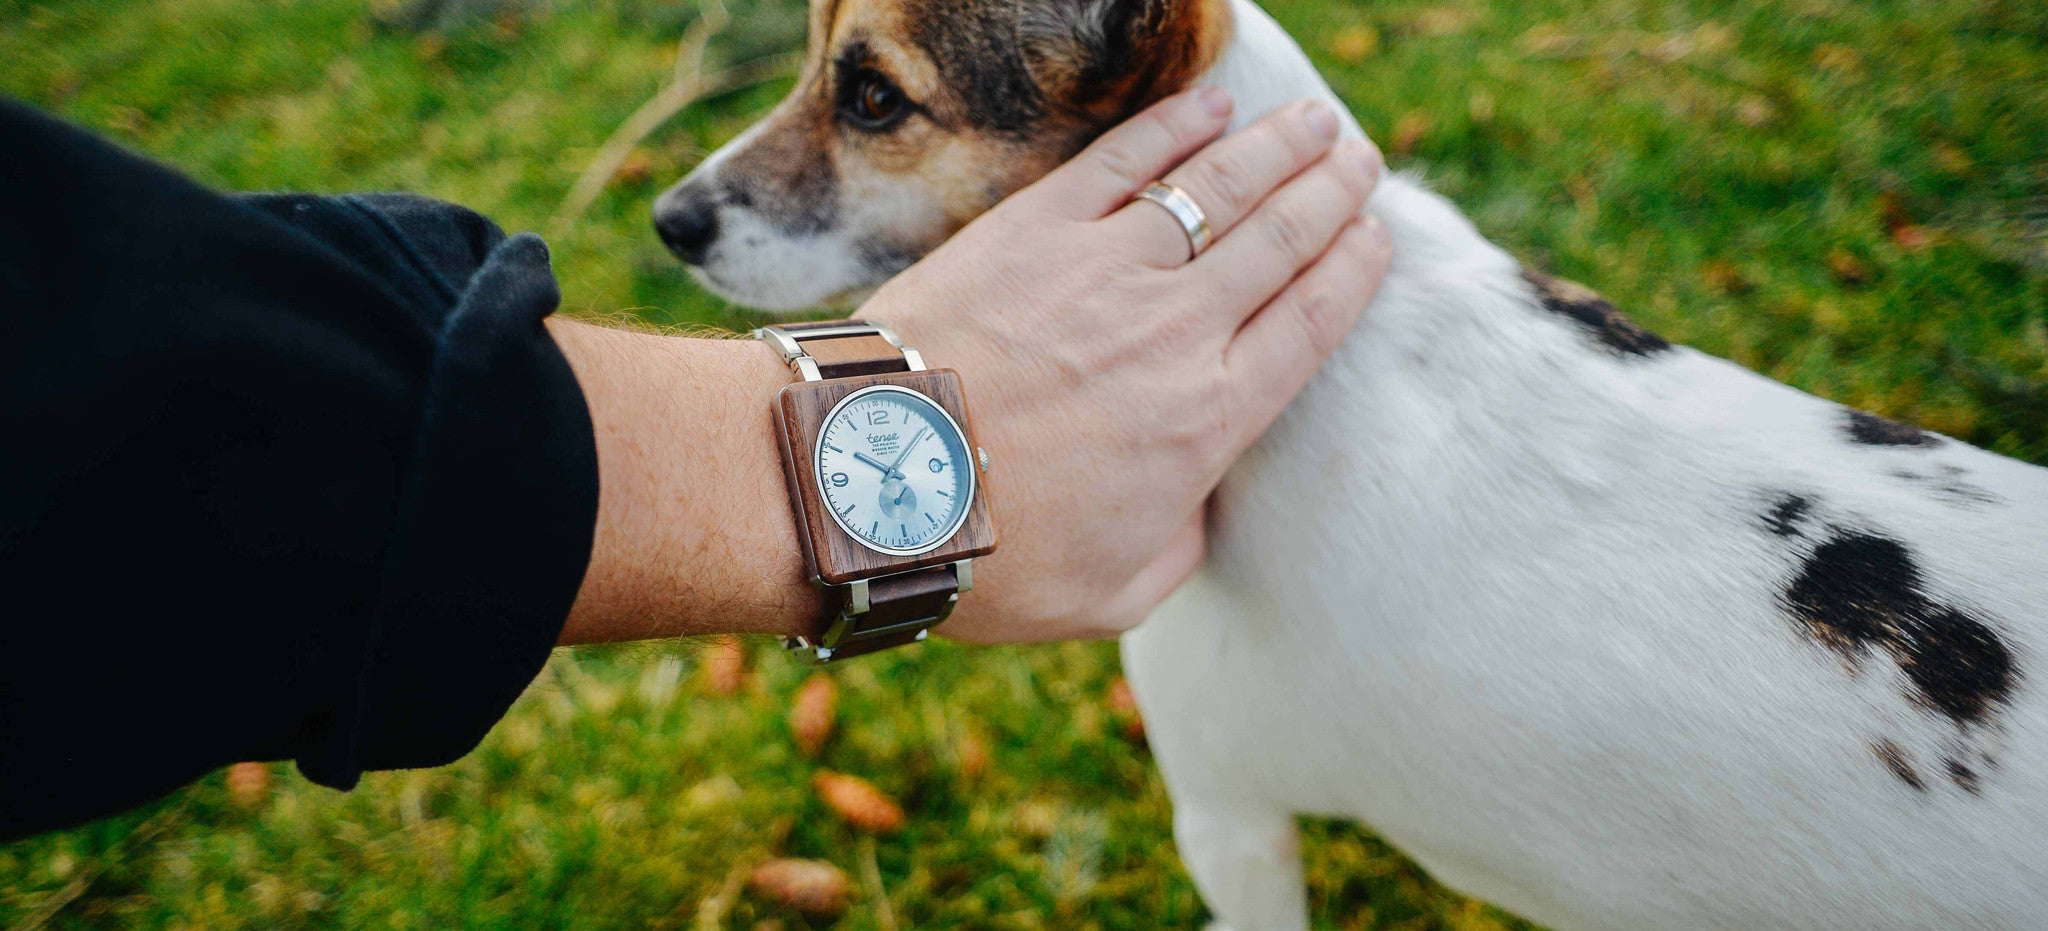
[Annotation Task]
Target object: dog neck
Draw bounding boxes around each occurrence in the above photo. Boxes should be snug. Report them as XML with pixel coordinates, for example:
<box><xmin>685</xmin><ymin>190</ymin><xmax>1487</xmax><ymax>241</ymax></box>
<box><xmin>1195</xmin><ymin>0</ymin><xmax>1365</xmax><ymax>143</ymax></box>
<box><xmin>1190</xmin><ymin>0</ymin><xmax>1607</xmax><ymax>418</ymax></box>
<box><xmin>1197</xmin><ymin>0</ymin><xmax>1519</xmax><ymax>266</ymax></box>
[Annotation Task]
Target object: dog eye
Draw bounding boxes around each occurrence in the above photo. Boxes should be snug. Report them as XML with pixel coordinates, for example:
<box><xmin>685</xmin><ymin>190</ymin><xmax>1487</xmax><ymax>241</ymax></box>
<box><xmin>845</xmin><ymin>72</ymin><xmax>910</xmax><ymax>130</ymax></box>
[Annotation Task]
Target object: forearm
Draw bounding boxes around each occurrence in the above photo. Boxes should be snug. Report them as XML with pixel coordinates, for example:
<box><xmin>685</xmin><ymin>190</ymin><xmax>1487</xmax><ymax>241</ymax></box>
<box><xmin>550</xmin><ymin>318</ymin><xmax>821</xmax><ymax>645</ymax></box>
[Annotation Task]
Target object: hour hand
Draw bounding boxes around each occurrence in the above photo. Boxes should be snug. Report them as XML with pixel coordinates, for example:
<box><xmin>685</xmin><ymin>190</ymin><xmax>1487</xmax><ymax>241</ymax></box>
<box><xmin>854</xmin><ymin>451</ymin><xmax>903</xmax><ymax>479</ymax></box>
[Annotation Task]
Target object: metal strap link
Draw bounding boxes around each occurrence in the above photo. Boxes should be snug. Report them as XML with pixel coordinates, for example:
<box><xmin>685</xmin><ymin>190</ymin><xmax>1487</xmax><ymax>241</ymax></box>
<box><xmin>753</xmin><ymin>321</ymin><xmax>927</xmax><ymax>382</ymax></box>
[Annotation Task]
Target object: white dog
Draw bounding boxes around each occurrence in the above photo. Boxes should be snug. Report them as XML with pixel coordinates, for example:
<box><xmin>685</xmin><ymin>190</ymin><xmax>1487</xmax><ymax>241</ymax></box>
<box><xmin>654</xmin><ymin>0</ymin><xmax>2048</xmax><ymax>927</ymax></box>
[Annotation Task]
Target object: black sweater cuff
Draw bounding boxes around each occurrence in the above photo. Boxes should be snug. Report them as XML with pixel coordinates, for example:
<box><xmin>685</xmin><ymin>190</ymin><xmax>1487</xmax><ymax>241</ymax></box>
<box><xmin>242</xmin><ymin>195</ymin><xmax>598</xmax><ymax>789</ymax></box>
<box><xmin>0</xmin><ymin>98</ymin><xmax>598</xmax><ymax>837</ymax></box>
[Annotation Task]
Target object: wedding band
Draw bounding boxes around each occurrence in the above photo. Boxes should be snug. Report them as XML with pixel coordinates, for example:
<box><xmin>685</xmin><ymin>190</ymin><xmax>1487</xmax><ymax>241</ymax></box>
<box><xmin>1134</xmin><ymin>181</ymin><xmax>1212</xmax><ymax>259</ymax></box>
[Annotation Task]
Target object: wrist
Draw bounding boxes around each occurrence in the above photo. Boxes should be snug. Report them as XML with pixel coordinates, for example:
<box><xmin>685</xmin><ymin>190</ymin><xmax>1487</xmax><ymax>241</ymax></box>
<box><xmin>553</xmin><ymin>319</ymin><xmax>822</xmax><ymax>645</ymax></box>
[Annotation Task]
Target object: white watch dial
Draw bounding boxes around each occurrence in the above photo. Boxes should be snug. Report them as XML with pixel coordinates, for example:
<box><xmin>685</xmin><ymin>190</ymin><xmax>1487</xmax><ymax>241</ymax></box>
<box><xmin>814</xmin><ymin>386</ymin><xmax>975</xmax><ymax>555</ymax></box>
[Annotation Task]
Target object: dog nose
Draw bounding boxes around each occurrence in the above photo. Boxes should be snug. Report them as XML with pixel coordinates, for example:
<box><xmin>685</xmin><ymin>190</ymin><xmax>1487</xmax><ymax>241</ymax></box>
<box><xmin>653</xmin><ymin>189</ymin><xmax>719</xmax><ymax>265</ymax></box>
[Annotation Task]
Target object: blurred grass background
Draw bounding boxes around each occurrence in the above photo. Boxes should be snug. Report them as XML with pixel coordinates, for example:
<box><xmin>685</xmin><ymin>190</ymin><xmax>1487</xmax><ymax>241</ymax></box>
<box><xmin>1</xmin><ymin>0</ymin><xmax>2043</xmax><ymax>927</ymax></box>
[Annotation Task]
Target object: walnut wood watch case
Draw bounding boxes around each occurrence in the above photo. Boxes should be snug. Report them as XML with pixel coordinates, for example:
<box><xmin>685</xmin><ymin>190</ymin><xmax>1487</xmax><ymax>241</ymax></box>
<box><xmin>774</xmin><ymin>369</ymin><xmax>998</xmax><ymax>586</ymax></box>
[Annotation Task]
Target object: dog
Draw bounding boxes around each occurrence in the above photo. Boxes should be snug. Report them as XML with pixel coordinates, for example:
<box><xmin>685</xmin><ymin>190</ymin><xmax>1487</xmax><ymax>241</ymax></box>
<box><xmin>653</xmin><ymin>0</ymin><xmax>2048</xmax><ymax>927</ymax></box>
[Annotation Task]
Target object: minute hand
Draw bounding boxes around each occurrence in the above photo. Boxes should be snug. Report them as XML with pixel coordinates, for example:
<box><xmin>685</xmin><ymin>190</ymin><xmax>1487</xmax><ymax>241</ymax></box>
<box><xmin>887</xmin><ymin>427</ymin><xmax>932</xmax><ymax>476</ymax></box>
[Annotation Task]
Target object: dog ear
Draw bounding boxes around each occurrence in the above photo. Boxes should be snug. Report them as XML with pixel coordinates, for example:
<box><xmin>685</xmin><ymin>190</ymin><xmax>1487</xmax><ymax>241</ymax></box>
<box><xmin>1021</xmin><ymin>0</ymin><xmax>1219</xmax><ymax>121</ymax></box>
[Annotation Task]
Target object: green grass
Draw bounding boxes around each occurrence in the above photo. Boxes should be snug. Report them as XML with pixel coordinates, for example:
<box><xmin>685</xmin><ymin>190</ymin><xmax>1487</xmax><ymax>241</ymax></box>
<box><xmin>2</xmin><ymin>0</ymin><xmax>2043</xmax><ymax>927</ymax></box>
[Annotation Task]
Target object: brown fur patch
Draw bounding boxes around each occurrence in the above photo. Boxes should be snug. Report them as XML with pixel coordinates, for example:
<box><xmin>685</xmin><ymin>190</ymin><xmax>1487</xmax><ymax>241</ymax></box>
<box><xmin>1026</xmin><ymin>0</ymin><xmax>1234</xmax><ymax>127</ymax></box>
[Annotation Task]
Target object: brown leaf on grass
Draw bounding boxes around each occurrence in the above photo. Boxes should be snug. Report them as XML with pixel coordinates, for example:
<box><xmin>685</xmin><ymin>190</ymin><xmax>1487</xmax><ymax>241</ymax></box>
<box><xmin>1932</xmin><ymin>143</ymin><xmax>1973</xmax><ymax>174</ymax></box>
<box><xmin>490</xmin><ymin>10</ymin><xmax>522</xmax><ymax>43</ymax></box>
<box><xmin>614</xmin><ymin>149</ymin><xmax>654</xmax><ymax>186</ymax></box>
<box><xmin>748</xmin><ymin>858</ymin><xmax>851</xmax><ymax>916</ymax></box>
<box><xmin>227</xmin><ymin>762</ymin><xmax>271</xmax><ymax>807</ymax></box>
<box><xmin>1876</xmin><ymin>191</ymin><xmax>1913</xmax><ymax>233</ymax></box>
<box><xmin>1391</xmin><ymin>111</ymin><xmax>1431</xmax><ymax>157</ymax></box>
<box><xmin>1106</xmin><ymin>679</ymin><xmax>1146</xmax><ymax>743</ymax></box>
<box><xmin>790</xmin><ymin>674</ymin><xmax>837</xmax><ymax>756</ymax></box>
<box><xmin>411</xmin><ymin>33</ymin><xmax>446</xmax><ymax>62</ymax></box>
<box><xmin>1891</xmin><ymin>225</ymin><xmax>1937</xmax><ymax>252</ymax></box>
<box><xmin>1827</xmin><ymin>248</ymin><xmax>1872</xmax><ymax>286</ymax></box>
<box><xmin>814</xmin><ymin>771</ymin><xmax>905</xmax><ymax>834</ymax></box>
<box><xmin>1736</xmin><ymin>96</ymin><xmax>1777</xmax><ymax>128</ymax></box>
<box><xmin>701</xmin><ymin>636</ymin><xmax>746</xmax><ymax>696</ymax></box>
<box><xmin>1325</xmin><ymin>25</ymin><xmax>1380</xmax><ymax>64</ymax></box>
<box><xmin>955</xmin><ymin>727</ymin><xmax>990</xmax><ymax>781</ymax></box>
<box><xmin>1701</xmin><ymin>260</ymin><xmax>1753</xmax><ymax>295</ymax></box>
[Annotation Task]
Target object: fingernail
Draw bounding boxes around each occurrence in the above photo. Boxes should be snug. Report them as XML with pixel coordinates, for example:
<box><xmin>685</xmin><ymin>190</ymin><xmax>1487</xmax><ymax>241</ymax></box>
<box><xmin>1338</xmin><ymin>138</ymin><xmax>1380</xmax><ymax>180</ymax></box>
<box><xmin>1197</xmin><ymin>85</ymin><xmax>1233</xmax><ymax>117</ymax></box>
<box><xmin>1304</xmin><ymin>99</ymin><xmax>1338</xmax><ymax>140</ymax></box>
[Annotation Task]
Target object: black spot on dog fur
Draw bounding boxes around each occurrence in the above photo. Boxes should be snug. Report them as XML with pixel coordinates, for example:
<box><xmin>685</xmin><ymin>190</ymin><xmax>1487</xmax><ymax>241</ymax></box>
<box><xmin>1522</xmin><ymin>269</ymin><xmax>1672</xmax><ymax>358</ymax></box>
<box><xmin>1784</xmin><ymin>530</ymin><xmax>2016</xmax><ymax>727</ymax></box>
<box><xmin>1763</xmin><ymin>493</ymin><xmax>1813</xmax><ymax>537</ymax></box>
<box><xmin>1873</xmin><ymin>739</ymin><xmax>1925</xmax><ymax>791</ymax></box>
<box><xmin>1946</xmin><ymin>757</ymin><xmax>1982</xmax><ymax>794</ymax></box>
<box><xmin>1845</xmin><ymin>410</ymin><xmax>1942</xmax><ymax>448</ymax></box>
<box><xmin>1887</xmin><ymin>466</ymin><xmax>2002</xmax><ymax>507</ymax></box>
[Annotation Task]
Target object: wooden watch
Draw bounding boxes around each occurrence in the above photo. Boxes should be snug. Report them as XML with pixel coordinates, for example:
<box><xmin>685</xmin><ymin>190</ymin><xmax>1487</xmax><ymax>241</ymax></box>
<box><xmin>756</xmin><ymin>320</ymin><xmax>998</xmax><ymax>662</ymax></box>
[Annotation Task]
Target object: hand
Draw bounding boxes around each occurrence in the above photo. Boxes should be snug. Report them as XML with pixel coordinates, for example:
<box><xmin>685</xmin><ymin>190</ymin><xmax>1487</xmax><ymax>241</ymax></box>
<box><xmin>853</xmin><ymin>451</ymin><xmax>902</xmax><ymax>479</ymax></box>
<box><xmin>862</xmin><ymin>86</ymin><xmax>1391</xmax><ymax>643</ymax></box>
<box><xmin>886</xmin><ymin>426</ymin><xmax>931</xmax><ymax>476</ymax></box>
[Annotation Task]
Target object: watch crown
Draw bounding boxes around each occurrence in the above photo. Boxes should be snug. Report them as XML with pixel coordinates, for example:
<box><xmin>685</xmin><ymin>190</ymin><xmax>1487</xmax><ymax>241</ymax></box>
<box><xmin>978</xmin><ymin>447</ymin><xmax>991</xmax><ymax>472</ymax></box>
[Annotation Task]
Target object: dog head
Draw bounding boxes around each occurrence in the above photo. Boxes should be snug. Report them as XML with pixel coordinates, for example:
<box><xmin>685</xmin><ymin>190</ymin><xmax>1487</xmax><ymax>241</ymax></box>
<box><xmin>653</xmin><ymin>0</ymin><xmax>1230</xmax><ymax>311</ymax></box>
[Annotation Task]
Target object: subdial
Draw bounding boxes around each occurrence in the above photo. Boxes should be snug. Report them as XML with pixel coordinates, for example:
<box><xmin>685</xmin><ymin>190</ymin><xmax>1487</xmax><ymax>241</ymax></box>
<box><xmin>878</xmin><ymin>478</ymin><xmax>919</xmax><ymax>520</ymax></box>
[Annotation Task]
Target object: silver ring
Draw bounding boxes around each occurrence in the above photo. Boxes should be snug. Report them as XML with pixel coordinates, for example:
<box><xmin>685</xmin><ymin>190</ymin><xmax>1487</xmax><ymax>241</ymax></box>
<box><xmin>1134</xmin><ymin>181</ymin><xmax>1212</xmax><ymax>260</ymax></box>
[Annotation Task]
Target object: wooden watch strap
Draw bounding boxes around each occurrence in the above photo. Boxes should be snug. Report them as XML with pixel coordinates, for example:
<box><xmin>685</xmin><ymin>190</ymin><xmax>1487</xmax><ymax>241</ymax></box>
<box><xmin>776</xmin><ymin>318</ymin><xmax>914</xmax><ymax>380</ymax></box>
<box><xmin>820</xmin><ymin>564</ymin><xmax>960</xmax><ymax>660</ymax></box>
<box><xmin>804</xmin><ymin>335</ymin><xmax>909</xmax><ymax>379</ymax></box>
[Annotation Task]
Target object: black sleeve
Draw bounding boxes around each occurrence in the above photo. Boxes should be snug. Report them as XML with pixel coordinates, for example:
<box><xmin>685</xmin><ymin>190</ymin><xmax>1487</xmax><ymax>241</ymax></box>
<box><xmin>0</xmin><ymin>98</ymin><xmax>600</xmax><ymax>840</ymax></box>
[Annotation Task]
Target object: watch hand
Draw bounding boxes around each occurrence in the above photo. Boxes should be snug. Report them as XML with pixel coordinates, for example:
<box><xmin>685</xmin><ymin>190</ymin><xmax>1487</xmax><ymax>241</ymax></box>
<box><xmin>887</xmin><ymin>427</ymin><xmax>932</xmax><ymax>476</ymax></box>
<box><xmin>853</xmin><ymin>451</ymin><xmax>903</xmax><ymax>479</ymax></box>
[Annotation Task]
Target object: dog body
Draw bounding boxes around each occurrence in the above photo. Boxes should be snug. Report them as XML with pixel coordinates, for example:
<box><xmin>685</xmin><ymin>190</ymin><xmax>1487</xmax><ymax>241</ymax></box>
<box><xmin>1129</xmin><ymin>10</ymin><xmax>2048</xmax><ymax>930</ymax></box>
<box><xmin>658</xmin><ymin>1</ymin><xmax>2048</xmax><ymax>927</ymax></box>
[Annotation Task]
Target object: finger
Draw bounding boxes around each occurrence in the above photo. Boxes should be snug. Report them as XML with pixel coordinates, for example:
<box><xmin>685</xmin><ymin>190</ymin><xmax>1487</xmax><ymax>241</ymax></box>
<box><xmin>1222</xmin><ymin>215</ymin><xmax>1392</xmax><ymax>442</ymax></box>
<box><xmin>1034</xmin><ymin>86</ymin><xmax>1234</xmax><ymax>221</ymax></box>
<box><xmin>1107</xmin><ymin>98</ymin><xmax>1343</xmax><ymax>267</ymax></box>
<box><xmin>1194</xmin><ymin>137</ymin><xmax>1382</xmax><ymax>319</ymax></box>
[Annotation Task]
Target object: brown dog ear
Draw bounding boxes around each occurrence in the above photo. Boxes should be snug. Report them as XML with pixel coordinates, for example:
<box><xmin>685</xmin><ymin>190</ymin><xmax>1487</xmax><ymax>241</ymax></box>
<box><xmin>1021</xmin><ymin>0</ymin><xmax>1226</xmax><ymax>124</ymax></box>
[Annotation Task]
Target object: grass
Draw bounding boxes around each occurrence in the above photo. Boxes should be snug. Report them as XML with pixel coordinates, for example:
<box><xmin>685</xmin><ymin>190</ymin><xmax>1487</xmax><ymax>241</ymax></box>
<box><xmin>1</xmin><ymin>0</ymin><xmax>2042</xmax><ymax>927</ymax></box>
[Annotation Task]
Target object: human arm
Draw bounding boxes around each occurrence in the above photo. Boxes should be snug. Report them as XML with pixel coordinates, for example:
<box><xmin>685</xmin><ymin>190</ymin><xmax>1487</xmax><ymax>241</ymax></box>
<box><xmin>554</xmin><ymin>87</ymin><xmax>1390</xmax><ymax>646</ymax></box>
<box><xmin>0</xmin><ymin>87</ymin><xmax>1384</xmax><ymax>838</ymax></box>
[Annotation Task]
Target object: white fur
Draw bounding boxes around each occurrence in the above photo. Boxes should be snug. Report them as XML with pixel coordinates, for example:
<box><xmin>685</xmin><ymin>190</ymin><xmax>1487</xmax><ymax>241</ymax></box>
<box><xmin>1122</xmin><ymin>2</ymin><xmax>2048</xmax><ymax>929</ymax></box>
